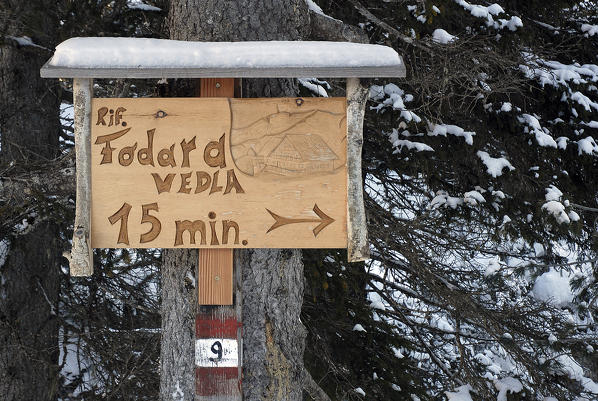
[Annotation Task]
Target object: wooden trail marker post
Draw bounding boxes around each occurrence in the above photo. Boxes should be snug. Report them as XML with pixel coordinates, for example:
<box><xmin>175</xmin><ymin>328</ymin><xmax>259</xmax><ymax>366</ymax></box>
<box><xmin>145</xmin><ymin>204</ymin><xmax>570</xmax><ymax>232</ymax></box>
<box><xmin>41</xmin><ymin>37</ymin><xmax>406</xmax><ymax>400</ymax></box>
<box><xmin>195</xmin><ymin>77</ymin><xmax>241</xmax><ymax>399</ymax></box>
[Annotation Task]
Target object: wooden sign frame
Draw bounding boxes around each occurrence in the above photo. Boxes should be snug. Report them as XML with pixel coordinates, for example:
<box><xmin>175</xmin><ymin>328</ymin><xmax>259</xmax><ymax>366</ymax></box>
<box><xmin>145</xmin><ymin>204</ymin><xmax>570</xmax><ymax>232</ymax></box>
<box><xmin>42</xmin><ymin>38</ymin><xmax>406</xmax><ymax>401</ymax></box>
<box><xmin>42</xmin><ymin>39</ymin><xmax>406</xmax><ymax>276</ymax></box>
<box><xmin>64</xmin><ymin>77</ymin><xmax>370</xmax><ymax>276</ymax></box>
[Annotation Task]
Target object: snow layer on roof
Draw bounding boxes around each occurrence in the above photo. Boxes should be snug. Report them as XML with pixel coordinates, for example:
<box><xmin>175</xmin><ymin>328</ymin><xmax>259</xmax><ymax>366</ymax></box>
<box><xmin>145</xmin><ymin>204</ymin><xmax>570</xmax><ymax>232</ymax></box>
<box><xmin>47</xmin><ymin>37</ymin><xmax>403</xmax><ymax>70</ymax></box>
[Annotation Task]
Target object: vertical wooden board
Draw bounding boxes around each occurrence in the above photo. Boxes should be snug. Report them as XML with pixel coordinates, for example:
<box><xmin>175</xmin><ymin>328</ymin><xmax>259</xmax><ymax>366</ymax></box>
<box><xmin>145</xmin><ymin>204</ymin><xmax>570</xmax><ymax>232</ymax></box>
<box><xmin>199</xmin><ymin>247</ymin><xmax>233</xmax><ymax>305</ymax></box>
<box><xmin>196</xmin><ymin>78</ymin><xmax>240</xmax><ymax>401</ymax></box>
<box><xmin>197</xmin><ymin>78</ymin><xmax>235</xmax><ymax>306</ymax></box>
<box><xmin>200</xmin><ymin>78</ymin><xmax>236</xmax><ymax>97</ymax></box>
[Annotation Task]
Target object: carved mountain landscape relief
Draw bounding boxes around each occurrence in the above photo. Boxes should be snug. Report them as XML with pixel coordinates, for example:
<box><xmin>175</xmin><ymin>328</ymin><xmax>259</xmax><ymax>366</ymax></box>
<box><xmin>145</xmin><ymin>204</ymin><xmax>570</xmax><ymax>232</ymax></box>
<box><xmin>229</xmin><ymin>99</ymin><xmax>347</xmax><ymax>178</ymax></box>
<box><xmin>90</xmin><ymin>97</ymin><xmax>348</xmax><ymax>249</ymax></box>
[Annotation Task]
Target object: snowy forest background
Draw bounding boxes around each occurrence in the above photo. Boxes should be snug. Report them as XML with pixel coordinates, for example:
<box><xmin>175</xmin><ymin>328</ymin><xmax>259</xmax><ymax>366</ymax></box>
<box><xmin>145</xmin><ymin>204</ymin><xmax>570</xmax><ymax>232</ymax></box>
<box><xmin>1</xmin><ymin>0</ymin><xmax>598</xmax><ymax>400</ymax></box>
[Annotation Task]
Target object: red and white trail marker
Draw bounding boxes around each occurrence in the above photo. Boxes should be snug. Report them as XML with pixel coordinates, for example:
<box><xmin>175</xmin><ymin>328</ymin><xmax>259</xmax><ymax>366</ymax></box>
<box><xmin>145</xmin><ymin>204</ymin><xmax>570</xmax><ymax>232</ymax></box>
<box><xmin>195</xmin><ymin>314</ymin><xmax>242</xmax><ymax>398</ymax></box>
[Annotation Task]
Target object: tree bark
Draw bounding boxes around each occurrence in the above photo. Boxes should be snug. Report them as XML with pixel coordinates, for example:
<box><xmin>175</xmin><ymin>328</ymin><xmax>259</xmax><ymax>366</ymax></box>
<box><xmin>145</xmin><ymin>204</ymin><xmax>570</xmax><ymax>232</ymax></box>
<box><xmin>0</xmin><ymin>1</ymin><xmax>61</xmax><ymax>399</ymax></box>
<box><xmin>163</xmin><ymin>1</ymin><xmax>309</xmax><ymax>400</ymax></box>
<box><xmin>160</xmin><ymin>249</ymin><xmax>198</xmax><ymax>401</ymax></box>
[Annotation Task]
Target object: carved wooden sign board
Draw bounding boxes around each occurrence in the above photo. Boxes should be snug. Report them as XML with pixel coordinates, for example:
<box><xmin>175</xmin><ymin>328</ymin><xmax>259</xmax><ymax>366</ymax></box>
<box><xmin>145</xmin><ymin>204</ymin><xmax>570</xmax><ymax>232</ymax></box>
<box><xmin>91</xmin><ymin>97</ymin><xmax>347</xmax><ymax>249</ymax></box>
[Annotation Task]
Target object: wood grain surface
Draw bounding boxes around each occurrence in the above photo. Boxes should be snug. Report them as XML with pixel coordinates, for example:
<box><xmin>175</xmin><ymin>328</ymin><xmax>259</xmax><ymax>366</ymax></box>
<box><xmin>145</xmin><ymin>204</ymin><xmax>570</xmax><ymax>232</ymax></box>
<box><xmin>90</xmin><ymin>97</ymin><xmax>348</xmax><ymax>249</ymax></box>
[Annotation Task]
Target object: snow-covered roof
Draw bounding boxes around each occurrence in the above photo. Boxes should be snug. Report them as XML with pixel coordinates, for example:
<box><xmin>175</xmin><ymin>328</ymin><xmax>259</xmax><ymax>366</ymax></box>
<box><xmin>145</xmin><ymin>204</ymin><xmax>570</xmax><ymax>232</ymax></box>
<box><xmin>40</xmin><ymin>37</ymin><xmax>406</xmax><ymax>78</ymax></box>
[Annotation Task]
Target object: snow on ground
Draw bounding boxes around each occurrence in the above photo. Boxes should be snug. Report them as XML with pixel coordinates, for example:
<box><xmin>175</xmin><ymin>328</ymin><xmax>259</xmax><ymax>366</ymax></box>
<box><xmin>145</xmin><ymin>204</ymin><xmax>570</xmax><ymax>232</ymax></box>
<box><xmin>59</xmin><ymin>328</ymin><xmax>95</xmax><ymax>397</ymax></box>
<box><xmin>48</xmin><ymin>37</ymin><xmax>403</xmax><ymax>69</ymax></box>
<box><xmin>477</xmin><ymin>151</ymin><xmax>515</xmax><ymax>177</ymax></box>
<box><xmin>432</xmin><ymin>29</ymin><xmax>458</xmax><ymax>44</ymax></box>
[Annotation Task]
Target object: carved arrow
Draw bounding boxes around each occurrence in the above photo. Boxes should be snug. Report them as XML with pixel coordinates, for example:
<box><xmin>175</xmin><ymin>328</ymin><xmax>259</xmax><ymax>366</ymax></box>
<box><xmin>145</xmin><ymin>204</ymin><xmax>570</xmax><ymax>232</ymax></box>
<box><xmin>266</xmin><ymin>204</ymin><xmax>335</xmax><ymax>237</ymax></box>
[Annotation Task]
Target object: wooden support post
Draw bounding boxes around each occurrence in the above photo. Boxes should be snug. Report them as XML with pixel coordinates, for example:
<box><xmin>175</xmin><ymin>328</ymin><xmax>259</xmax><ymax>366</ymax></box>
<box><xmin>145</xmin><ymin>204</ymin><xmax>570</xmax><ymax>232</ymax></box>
<box><xmin>68</xmin><ymin>78</ymin><xmax>94</xmax><ymax>276</ymax></box>
<box><xmin>346</xmin><ymin>77</ymin><xmax>370</xmax><ymax>262</ymax></box>
<box><xmin>195</xmin><ymin>78</ymin><xmax>242</xmax><ymax>400</ymax></box>
<box><xmin>198</xmin><ymin>248</ymin><xmax>233</xmax><ymax>305</ymax></box>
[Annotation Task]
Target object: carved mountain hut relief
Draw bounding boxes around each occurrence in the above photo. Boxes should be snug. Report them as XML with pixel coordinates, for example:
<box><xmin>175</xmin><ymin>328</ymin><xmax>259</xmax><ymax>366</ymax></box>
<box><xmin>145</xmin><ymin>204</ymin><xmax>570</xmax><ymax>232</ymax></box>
<box><xmin>228</xmin><ymin>99</ymin><xmax>346</xmax><ymax>178</ymax></box>
<box><xmin>90</xmin><ymin>97</ymin><xmax>348</xmax><ymax>249</ymax></box>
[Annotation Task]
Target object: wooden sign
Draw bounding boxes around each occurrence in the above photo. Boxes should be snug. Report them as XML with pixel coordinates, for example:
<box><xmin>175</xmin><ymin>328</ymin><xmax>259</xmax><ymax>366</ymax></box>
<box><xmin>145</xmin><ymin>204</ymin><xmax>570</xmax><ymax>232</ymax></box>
<box><xmin>91</xmin><ymin>97</ymin><xmax>347</xmax><ymax>249</ymax></box>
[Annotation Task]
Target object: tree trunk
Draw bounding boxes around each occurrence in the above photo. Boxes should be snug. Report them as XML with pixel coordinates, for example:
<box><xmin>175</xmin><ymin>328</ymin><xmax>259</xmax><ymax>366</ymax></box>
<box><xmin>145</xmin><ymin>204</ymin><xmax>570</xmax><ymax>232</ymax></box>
<box><xmin>160</xmin><ymin>249</ymin><xmax>198</xmax><ymax>400</ymax></box>
<box><xmin>0</xmin><ymin>1</ymin><xmax>61</xmax><ymax>400</ymax></box>
<box><xmin>162</xmin><ymin>1</ymin><xmax>310</xmax><ymax>400</ymax></box>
